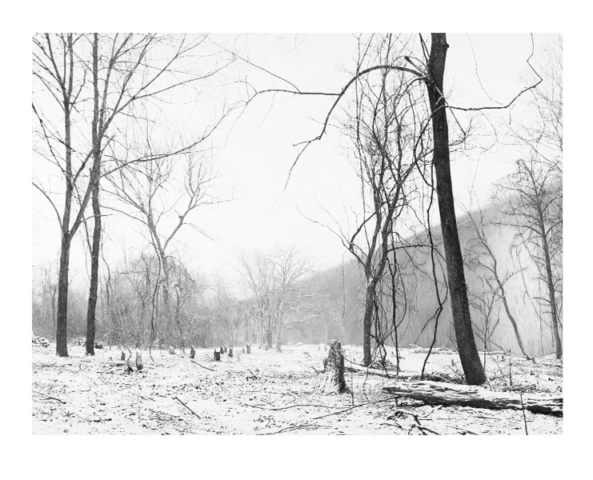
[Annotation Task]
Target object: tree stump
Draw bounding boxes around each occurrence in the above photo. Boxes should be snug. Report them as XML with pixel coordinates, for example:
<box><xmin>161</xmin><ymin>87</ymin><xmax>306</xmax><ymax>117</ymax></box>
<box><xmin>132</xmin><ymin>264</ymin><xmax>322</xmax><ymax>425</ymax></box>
<box><xmin>246</xmin><ymin>343</ymin><xmax>251</xmax><ymax>354</ymax></box>
<box><xmin>120</xmin><ymin>350</ymin><xmax>126</xmax><ymax>361</ymax></box>
<box><xmin>190</xmin><ymin>346</ymin><xmax>196</xmax><ymax>359</ymax></box>
<box><xmin>168</xmin><ymin>346</ymin><xmax>176</xmax><ymax>355</ymax></box>
<box><xmin>214</xmin><ymin>349</ymin><xmax>221</xmax><ymax>361</ymax></box>
<box><xmin>320</xmin><ymin>340</ymin><xmax>348</xmax><ymax>394</ymax></box>
<box><xmin>136</xmin><ymin>352</ymin><xmax>143</xmax><ymax>371</ymax></box>
<box><xmin>228</xmin><ymin>346</ymin><xmax>233</xmax><ymax>358</ymax></box>
<box><xmin>124</xmin><ymin>354</ymin><xmax>134</xmax><ymax>374</ymax></box>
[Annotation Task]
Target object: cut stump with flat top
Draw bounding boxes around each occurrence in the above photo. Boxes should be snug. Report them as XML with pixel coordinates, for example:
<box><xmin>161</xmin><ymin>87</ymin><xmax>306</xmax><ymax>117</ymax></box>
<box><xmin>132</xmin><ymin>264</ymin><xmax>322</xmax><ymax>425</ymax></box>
<box><xmin>320</xmin><ymin>339</ymin><xmax>348</xmax><ymax>394</ymax></box>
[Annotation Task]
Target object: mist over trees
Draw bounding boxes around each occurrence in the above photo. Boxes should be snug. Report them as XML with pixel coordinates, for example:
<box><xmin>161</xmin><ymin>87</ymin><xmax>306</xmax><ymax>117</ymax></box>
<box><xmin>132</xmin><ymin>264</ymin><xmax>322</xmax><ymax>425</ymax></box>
<box><xmin>33</xmin><ymin>33</ymin><xmax>562</xmax><ymax>385</ymax></box>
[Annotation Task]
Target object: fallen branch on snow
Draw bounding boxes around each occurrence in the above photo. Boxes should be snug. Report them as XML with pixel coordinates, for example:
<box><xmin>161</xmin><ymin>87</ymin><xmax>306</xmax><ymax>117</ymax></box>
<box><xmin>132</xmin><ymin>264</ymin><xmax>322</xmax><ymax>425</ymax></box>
<box><xmin>174</xmin><ymin>396</ymin><xmax>201</xmax><ymax>419</ymax></box>
<box><xmin>191</xmin><ymin>359</ymin><xmax>215</xmax><ymax>372</ymax></box>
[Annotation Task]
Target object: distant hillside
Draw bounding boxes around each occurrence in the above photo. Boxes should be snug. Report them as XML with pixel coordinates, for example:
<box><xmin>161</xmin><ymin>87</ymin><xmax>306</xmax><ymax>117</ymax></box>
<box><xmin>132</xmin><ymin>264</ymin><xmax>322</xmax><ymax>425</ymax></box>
<box><xmin>290</xmin><ymin>200</ymin><xmax>562</xmax><ymax>357</ymax></box>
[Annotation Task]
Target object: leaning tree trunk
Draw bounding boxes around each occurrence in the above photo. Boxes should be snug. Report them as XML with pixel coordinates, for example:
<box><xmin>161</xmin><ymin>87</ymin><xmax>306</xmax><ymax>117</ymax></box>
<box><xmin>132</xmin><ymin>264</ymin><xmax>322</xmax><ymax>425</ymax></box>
<box><xmin>426</xmin><ymin>33</ymin><xmax>486</xmax><ymax>385</ymax></box>
<box><xmin>320</xmin><ymin>340</ymin><xmax>348</xmax><ymax>394</ymax></box>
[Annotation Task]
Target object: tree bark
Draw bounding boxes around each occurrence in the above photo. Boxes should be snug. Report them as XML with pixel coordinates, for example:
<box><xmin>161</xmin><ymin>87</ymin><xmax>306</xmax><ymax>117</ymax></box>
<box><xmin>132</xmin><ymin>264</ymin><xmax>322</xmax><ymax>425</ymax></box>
<box><xmin>426</xmin><ymin>33</ymin><xmax>486</xmax><ymax>385</ymax></box>
<box><xmin>362</xmin><ymin>282</ymin><xmax>375</xmax><ymax>366</ymax></box>
<box><xmin>383</xmin><ymin>380</ymin><xmax>562</xmax><ymax>416</ymax></box>
<box><xmin>320</xmin><ymin>340</ymin><xmax>348</xmax><ymax>394</ymax></box>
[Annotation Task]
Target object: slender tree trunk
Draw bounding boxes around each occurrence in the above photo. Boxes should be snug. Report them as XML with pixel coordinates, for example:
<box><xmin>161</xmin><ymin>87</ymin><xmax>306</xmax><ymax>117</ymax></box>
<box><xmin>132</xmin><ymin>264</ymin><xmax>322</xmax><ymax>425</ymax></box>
<box><xmin>161</xmin><ymin>256</ymin><xmax>172</xmax><ymax>342</ymax></box>
<box><xmin>426</xmin><ymin>33</ymin><xmax>485</xmax><ymax>385</ymax></box>
<box><xmin>56</xmin><ymin>235</ymin><xmax>71</xmax><ymax>357</ymax></box>
<box><xmin>477</xmin><ymin>226</ymin><xmax>531</xmax><ymax>358</ymax></box>
<box><xmin>86</xmin><ymin>34</ymin><xmax>101</xmax><ymax>356</ymax></box>
<box><xmin>85</xmin><ymin>184</ymin><xmax>101</xmax><ymax>355</ymax></box>
<box><xmin>55</xmin><ymin>40</ymin><xmax>74</xmax><ymax>357</ymax></box>
<box><xmin>538</xmin><ymin>210</ymin><xmax>562</xmax><ymax>359</ymax></box>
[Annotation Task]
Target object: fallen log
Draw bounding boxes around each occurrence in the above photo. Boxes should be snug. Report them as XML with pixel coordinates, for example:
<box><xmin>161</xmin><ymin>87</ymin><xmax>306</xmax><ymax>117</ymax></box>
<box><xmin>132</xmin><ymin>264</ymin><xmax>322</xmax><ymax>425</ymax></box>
<box><xmin>383</xmin><ymin>381</ymin><xmax>562</xmax><ymax>416</ymax></box>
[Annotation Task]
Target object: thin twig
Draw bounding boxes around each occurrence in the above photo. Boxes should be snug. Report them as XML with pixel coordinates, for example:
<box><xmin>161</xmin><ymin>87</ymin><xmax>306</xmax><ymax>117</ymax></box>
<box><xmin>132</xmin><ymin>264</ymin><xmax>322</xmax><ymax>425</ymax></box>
<box><xmin>520</xmin><ymin>393</ymin><xmax>529</xmax><ymax>435</ymax></box>
<box><xmin>258</xmin><ymin>423</ymin><xmax>330</xmax><ymax>435</ymax></box>
<box><xmin>449</xmin><ymin>425</ymin><xmax>478</xmax><ymax>435</ymax></box>
<box><xmin>247</xmin><ymin>403</ymin><xmax>344</xmax><ymax>411</ymax></box>
<box><xmin>191</xmin><ymin>359</ymin><xmax>215</xmax><ymax>372</ymax></box>
<box><xmin>311</xmin><ymin>397</ymin><xmax>395</xmax><ymax>420</ymax></box>
<box><xmin>174</xmin><ymin>396</ymin><xmax>201</xmax><ymax>419</ymax></box>
<box><xmin>44</xmin><ymin>396</ymin><xmax>66</xmax><ymax>404</ymax></box>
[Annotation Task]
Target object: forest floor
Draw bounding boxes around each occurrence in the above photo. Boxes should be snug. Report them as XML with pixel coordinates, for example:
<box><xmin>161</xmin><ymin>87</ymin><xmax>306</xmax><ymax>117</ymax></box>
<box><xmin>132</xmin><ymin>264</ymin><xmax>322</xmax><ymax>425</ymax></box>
<box><xmin>32</xmin><ymin>343</ymin><xmax>562</xmax><ymax>435</ymax></box>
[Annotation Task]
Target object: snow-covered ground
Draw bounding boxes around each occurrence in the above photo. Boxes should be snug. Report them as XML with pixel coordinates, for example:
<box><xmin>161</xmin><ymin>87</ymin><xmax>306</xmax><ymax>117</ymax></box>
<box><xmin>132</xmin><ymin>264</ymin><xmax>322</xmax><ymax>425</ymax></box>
<box><xmin>32</xmin><ymin>343</ymin><xmax>562</xmax><ymax>435</ymax></box>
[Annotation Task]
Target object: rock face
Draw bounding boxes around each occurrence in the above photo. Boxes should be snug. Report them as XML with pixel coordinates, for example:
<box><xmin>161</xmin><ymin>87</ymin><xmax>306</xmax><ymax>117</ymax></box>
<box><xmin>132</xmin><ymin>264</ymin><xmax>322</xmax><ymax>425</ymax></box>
<box><xmin>320</xmin><ymin>339</ymin><xmax>348</xmax><ymax>394</ymax></box>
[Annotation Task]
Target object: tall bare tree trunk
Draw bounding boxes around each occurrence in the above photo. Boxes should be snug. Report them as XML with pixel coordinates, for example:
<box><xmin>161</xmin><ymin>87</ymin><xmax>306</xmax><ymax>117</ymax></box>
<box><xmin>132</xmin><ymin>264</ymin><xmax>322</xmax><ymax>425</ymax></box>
<box><xmin>55</xmin><ymin>37</ymin><xmax>74</xmax><ymax>357</ymax></box>
<box><xmin>86</xmin><ymin>34</ymin><xmax>101</xmax><ymax>356</ymax></box>
<box><xmin>426</xmin><ymin>33</ymin><xmax>486</xmax><ymax>385</ymax></box>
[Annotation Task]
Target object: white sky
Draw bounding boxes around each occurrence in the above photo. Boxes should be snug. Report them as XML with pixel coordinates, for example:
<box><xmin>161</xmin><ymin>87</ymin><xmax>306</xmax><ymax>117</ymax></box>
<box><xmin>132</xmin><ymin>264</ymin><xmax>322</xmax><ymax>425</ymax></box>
<box><xmin>32</xmin><ymin>33</ymin><xmax>556</xmax><ymax>294</ymax></box>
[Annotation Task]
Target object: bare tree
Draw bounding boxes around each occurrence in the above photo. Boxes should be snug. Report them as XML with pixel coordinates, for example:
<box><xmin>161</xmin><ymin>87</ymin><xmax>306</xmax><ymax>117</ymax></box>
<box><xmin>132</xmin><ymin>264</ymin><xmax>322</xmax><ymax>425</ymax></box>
<box><xmin>499</xmin><ymin>38</ymin><xmax>563</xmax><ymax>359</ymax></box>
<box><xmin>497</xmin><ymin>157</ymin><xmax>562</xmax><ymax>359</ymax></box>
<box><xmin>33</xmin><ymin>33</ymin><xmax>232</xmax><ymax>356</ymax></box>
<box><xmin>33</xmin><ymin>34</ymin><xmax>90</xmax><ymax>356</ymax></box>
<box><xmin>242</xmin><ymin>33</ymin><xmax>522</xmax><ymax>383</ymax></box>
<box><xmin>335</xmin><ymin>35</ymin><xmax>432</xmax><ymax>367</ymax></box>
<box><xmin>465</xmin><ymin>206</ymin><xmax>531</xmax><ymax>359</ymax></box>
<box><xmin>106</xmin><ymin>149</ymin><xmax>218</xmax><ymax>351</ymax></box>
<box><xmin>239</xmin><ymin>247</ymin><xmax>311</xmax><ymax>349</ymax></box>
